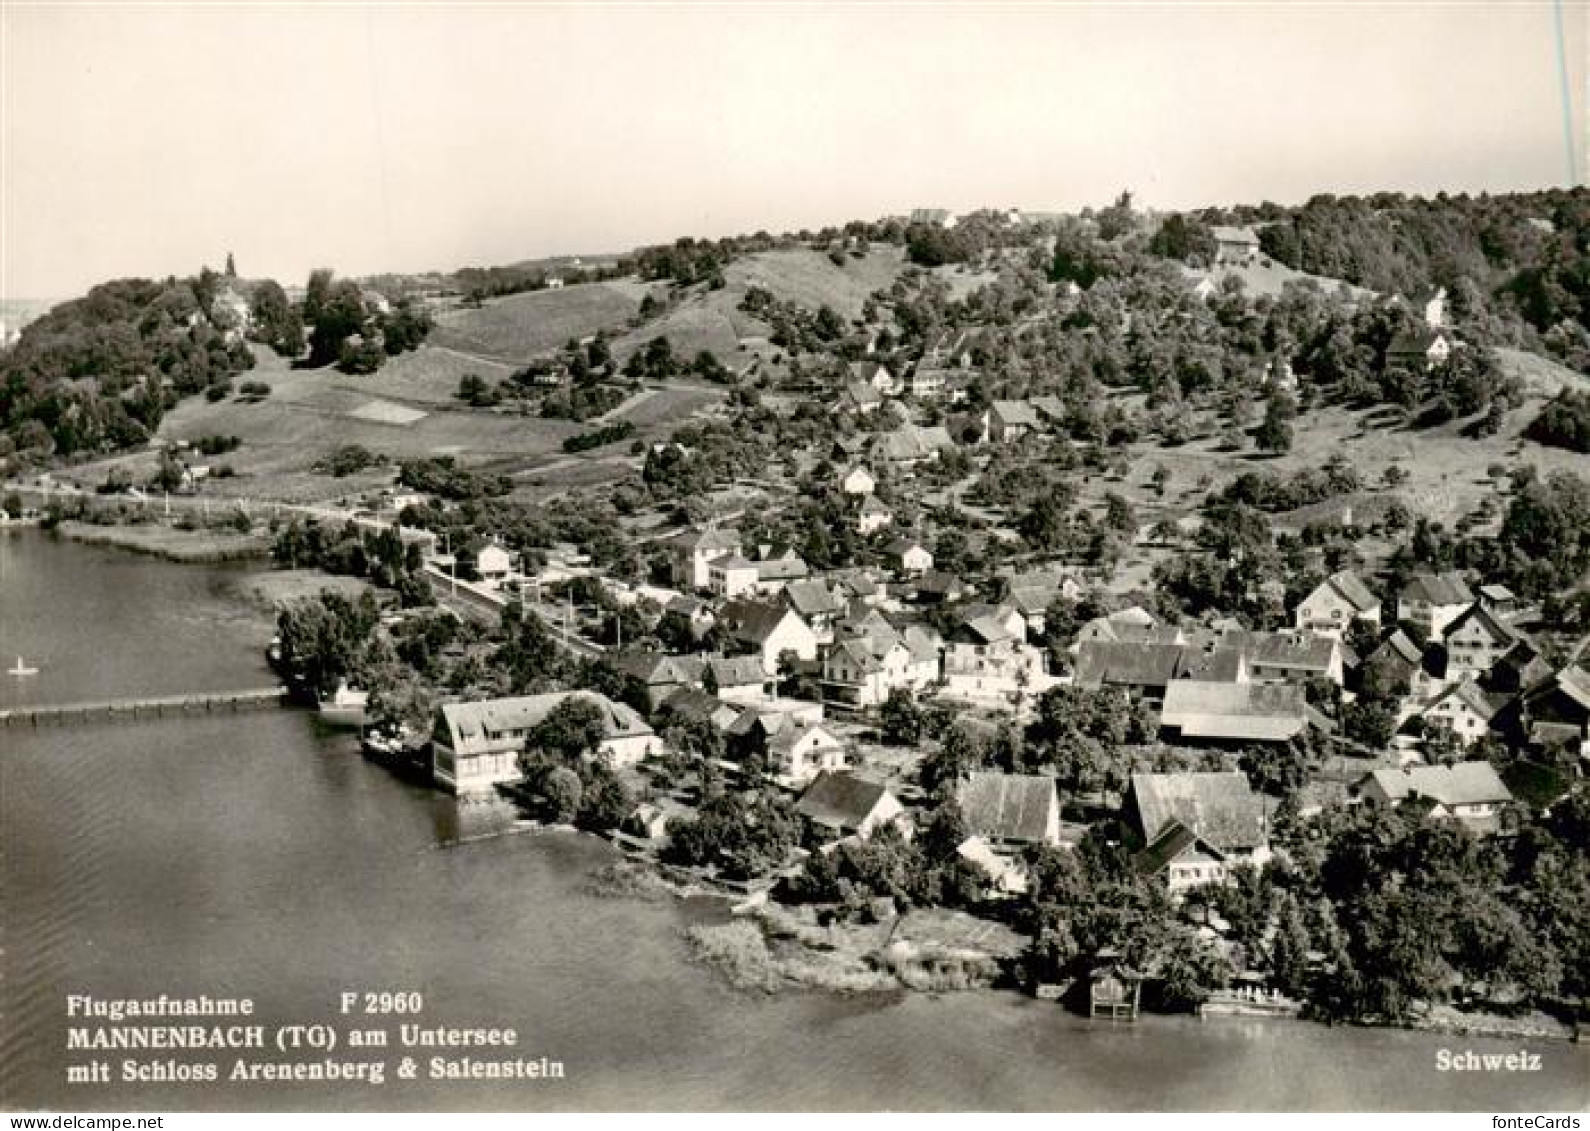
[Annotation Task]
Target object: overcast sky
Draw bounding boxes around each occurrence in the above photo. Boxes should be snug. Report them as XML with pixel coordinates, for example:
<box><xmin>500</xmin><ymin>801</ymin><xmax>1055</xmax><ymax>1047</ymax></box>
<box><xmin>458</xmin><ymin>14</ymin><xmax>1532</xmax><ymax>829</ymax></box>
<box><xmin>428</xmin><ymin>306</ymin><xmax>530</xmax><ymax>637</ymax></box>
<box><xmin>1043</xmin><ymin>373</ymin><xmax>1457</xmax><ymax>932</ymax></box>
<box><xmin>2</xmin><ymin>2</ymin><xmax>1584</xmax><ymax>299</ymax></box>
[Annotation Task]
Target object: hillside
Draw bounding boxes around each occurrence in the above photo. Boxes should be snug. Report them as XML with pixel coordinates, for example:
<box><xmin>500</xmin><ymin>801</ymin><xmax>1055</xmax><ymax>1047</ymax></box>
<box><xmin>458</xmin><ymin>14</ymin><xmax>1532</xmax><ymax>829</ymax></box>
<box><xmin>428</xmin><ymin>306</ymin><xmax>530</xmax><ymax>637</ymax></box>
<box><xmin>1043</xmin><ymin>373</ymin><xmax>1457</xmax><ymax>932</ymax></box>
<box><xmin>611</xmin><ymin>244</ymin><xmax>910</xmax><ymax>365</ymax></box>
<box><xmin>428</xmin><ymin>280</ymin><xmax>657</xmax><ymax>362</ymax></box>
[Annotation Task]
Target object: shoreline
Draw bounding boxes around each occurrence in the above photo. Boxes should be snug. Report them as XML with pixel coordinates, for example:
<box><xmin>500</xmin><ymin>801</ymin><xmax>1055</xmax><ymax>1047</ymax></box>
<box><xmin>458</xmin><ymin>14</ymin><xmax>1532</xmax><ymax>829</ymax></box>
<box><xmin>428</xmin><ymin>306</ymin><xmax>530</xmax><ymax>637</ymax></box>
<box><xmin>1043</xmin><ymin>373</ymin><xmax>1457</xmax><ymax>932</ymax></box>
<box><xmin>21</xmin><ymin>528</ymin><xmax>1582</xmax><ymax>1051</ymax></box>
<box><xmin>55</xmin><ymin>519</ymin><xmax>270</xmax><ymax>563</ymax></box>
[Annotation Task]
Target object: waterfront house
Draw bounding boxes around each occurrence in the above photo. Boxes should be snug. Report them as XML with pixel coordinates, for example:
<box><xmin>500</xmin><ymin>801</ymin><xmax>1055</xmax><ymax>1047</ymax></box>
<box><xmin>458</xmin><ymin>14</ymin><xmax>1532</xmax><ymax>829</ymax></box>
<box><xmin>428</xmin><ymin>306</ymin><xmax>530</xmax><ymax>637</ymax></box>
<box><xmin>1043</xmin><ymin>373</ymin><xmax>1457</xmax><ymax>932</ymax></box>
<box><xmin>432</xmin><ymin>691</ymin><xmax>660</xmax><ymax>794</ymax></box>
<box><xmin>1398</xmin><ymin>572</ymin><xmax>1474</xmax><ymax>639</ymax></box>
<box><xmin>957</xmin><ymin>772</ymin><xmax>1061</xmax><ymax>851</ymax></box>
<box><xmin>1134</xmin><ymin>819</ymin><xmax>1234</xmax><ymax>894</ymax></box>
<box><xmin>1293</xmin><ymin>571</ymin><xmax>1381</xmax><ymax>638</ymax></box>
<box><xmin>1126</xmin><ymin>772</ymin><xmax>1272</xmax><ymax>878</ymax></box>
<box><xmin>956</xmin><ymin>836</ymin><xmax>1030</xmax><ymax>896</ymax></box>
<box><xmin>1353</xmin><ymin>762</ymin><xmax>1513</xmax><ymax>833</ymax></box>
<box><xmin>794</xmin><ymin>771</ymin><xmax>906</xmax><ymax>840</ymax></box>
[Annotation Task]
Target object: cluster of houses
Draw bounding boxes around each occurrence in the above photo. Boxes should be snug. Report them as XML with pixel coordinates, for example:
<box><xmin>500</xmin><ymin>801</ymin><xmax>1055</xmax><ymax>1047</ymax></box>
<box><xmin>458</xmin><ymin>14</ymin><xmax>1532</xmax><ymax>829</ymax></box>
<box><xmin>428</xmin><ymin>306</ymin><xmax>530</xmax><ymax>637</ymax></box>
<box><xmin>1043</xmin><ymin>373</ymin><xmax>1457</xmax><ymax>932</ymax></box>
<box><xmin>414</xmin><ymin>490</ymin><xmax>1585</xmax><ymax>902</ymax></box>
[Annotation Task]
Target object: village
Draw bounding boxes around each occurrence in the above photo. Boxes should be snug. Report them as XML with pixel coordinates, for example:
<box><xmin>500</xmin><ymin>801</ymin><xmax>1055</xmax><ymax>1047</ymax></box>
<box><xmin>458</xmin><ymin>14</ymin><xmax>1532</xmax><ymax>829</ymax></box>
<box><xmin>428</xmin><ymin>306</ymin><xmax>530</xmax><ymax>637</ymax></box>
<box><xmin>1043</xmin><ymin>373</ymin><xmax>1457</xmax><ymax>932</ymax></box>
<box><xmin>10</xmin><ymin>196</ymin><xmax>1590</xmax><ymax>1030</ymax></box>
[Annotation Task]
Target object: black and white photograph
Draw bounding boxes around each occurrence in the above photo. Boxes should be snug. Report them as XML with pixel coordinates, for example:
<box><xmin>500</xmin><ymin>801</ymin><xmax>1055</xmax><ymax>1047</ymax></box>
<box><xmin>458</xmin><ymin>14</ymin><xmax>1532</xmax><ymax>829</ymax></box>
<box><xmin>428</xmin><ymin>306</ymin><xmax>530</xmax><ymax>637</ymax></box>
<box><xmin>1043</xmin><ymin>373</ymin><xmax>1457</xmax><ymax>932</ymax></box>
<box><xmin>2</xmin><ymin>0</ymin><xmax>1588</xmax><ymax>1118</ymax></box>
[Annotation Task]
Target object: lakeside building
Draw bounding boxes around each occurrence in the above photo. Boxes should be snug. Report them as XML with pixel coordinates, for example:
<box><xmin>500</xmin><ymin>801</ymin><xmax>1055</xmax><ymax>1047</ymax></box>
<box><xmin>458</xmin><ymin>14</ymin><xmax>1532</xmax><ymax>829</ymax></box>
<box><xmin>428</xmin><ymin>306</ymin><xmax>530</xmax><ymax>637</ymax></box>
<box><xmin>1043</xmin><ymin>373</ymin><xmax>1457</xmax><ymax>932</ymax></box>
<box><xmin>431</xmin><ymin>691</ymin><xmax>660</xmax><ymax>794</ymax></box>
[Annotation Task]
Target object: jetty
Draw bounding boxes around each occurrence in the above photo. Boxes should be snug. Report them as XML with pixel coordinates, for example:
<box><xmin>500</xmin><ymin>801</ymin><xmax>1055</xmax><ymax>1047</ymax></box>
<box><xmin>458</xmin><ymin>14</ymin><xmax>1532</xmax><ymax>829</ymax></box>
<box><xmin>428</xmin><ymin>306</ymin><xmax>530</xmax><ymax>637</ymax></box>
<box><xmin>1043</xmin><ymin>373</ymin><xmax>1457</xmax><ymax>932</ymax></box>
<box><xmin>0</xmin><ymin>686</ymin><xmax>290</xmax><ymax>727</ymax></box>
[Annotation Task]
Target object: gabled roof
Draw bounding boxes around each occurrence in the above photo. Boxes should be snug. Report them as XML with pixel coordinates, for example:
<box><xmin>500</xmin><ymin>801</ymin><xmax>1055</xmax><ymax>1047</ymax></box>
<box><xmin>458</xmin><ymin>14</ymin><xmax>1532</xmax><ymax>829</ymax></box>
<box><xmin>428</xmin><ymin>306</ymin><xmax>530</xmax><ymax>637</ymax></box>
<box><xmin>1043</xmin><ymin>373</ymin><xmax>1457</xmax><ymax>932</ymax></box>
<box><xmin>958</xmin><ymin>773</ymin><xmax>1058</xmax><ymax>845</ymax></box>
<box><xmin>784</xmin><ymin>579</ymin><xmax>846</xmax><ymax>619</ymax></box>
<box><xmin>1211</xmin><ymin>225</ymin><xmax>1260</xmax><ymax>245</ymax></box>
<box><xmin>1134</xmin><ymin>819</ymin><xmax>1225</xmax><ymax>877</ymax></box>
<box><xmin>990</xmin><ymin>399</ymin><xmax>1043</xmax><ymax>428</ymax></box>
<box><xmin>707</xmin><ymin>655</ymin><xmax>769</xmax><ymax>687</ymax></box>
<box><xmin>1129</xmin><ymin>772</ymin><xmax>1269</xmax><ymax>852</ymax></box>
<box><xmin>439</xmin><ymin>691</ymin><xmax>653</xmax><ymax>755</ymax></box>
<box><xmin>1401</xmin><ymin>571</ymin><xmax>1473</xmax><ymax>607</ymax></box>
<box><xmin>1373</xmin><ymin>628</ymin><xmax>1424</xmax><ymax>668</ymax></box>
<box><xmin>1028</xmin><ymin>395</ymin><xmax>1067</xmax><ymax>423</ymax></box>
<box><xmin>767</xmin><ymin>720</ymin><xmax>841</xmax><ymax>755</ymax></box>
<box><xmin>755</xmin><ymin>554</ymin><xmax>809</xmax><ymax>583</ymax></box>
<box><xmin>1229</xmin><ymin>629</ymin><xmax>1338</xmax><ymax>672</ymax></box>
<box><xmin>795</xmin><ymin>771</ymin><xmax>897</xmax><ymax>831</ymax></box>
<box><xmin>611</xmin><ymin>651</ymin><xmax>694</xmax><ymax>685</ymax></box>
<box><xmin>1444</xmin><ymin>602</ymin><xmax>1516</xmax><ymax>647</ymax></box>
<box><xmin>859</xmin><ymin>495</ymin><xmax>893</xmax><ymax>517</ymax></box>
<box><xmin>1319</xmin><ymin>570</ymin><xmax>1379</xmax><ymax>615</ymax></box>
<box><xmin>1074</xmin><ymin>642</ymin><xmax>1186</xmax><ymax>689</ymax></box>
<box><xmin>1361</xmin><ymin>762</ymin><xmax>1512</xmax><ymax>808</ymax></box>
<box><xmin>719</xmin><ymin>599</ymin><xmax>807</xmax><ymax>647</ymax></box>
<box><xmin>710</xmin><ymin>553</ymin><xmax>759</xmax><ymax>572</ymax></box>
<box><xmin>844</xmin><ymin>381</ymin><xmax>884</xmax><ymax>406</ymax></box>
<box><xmin>1425</xmin><ymin>678</ymin><xmax>1500</xmax><ymax>722</ymax></box>
<box><xmin>827</xmin><ymin>637</ymin><xmax>885</xmax><ymax>674</ymax></box>
<box><xmin>1160</xmin><ymin>681</ymin><xmax>1307</xmax><ymax>742</ymax></box>
<box><xmin>669</xmin><ymin>526</ymin><xmax>741</xmax><ymax>555</ymax></box>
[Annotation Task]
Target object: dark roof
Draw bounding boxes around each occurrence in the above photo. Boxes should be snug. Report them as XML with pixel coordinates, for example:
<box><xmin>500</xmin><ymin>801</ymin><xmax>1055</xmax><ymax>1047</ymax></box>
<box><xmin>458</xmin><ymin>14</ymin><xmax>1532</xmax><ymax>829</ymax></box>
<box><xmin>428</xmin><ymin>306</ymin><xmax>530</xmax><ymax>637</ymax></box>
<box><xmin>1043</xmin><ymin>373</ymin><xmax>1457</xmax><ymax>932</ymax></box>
<box><xmin>1323</xmin><ymin>570</ymin><xmax>1380</xmax><ymax>614</ymax></box>
<box><xmin>1129</xmin><ymin>772</ymin><xmax>1269</xmax><ymax>852</ymax></box>
<box><xmin>1401</xmin><ymin>571</ymin><xmax>1474</xmax><ymax>607</ymax></box>
<box><xmin>795</xmin><ymin>771</ymin><xmax>897</xmax><ymax>831</ymax></box>
<box><xmin>707</xmin><ymin>655</ymin><xmax>769</xmax><ymax>687</ymax></box>
<box><xmin>1444</xmin><ymin>602</ymin><xmax>1516</xmax><ymax>647</ymax></box>
<box><xmin>958</xmin><ymin>773</ymin><xmax>1057</xmax><ymax>844</ymax></box>
<box><xmin>1229</xmin><ymin>628</ymin><xmax>1338</xmax><ymax>672</ymax></box>
<box><xmin>1374</xmin><ymin>629</ymin><xmax>1424</xmax><ymax>668</ymax></box>
<box><xmin>1134</xmin><ymin>820</ymin><xmax>1224</xmax><ymax>877</ymax></box>
<box><xmin>719</xmin><ymin>599</ymin><xmax>804</xmax><ymax>646</ymax></box>
<box><xmin>1073</xmin><ymin>642</ymin><xmax>1187</xmax><ymax>690</ymax></box>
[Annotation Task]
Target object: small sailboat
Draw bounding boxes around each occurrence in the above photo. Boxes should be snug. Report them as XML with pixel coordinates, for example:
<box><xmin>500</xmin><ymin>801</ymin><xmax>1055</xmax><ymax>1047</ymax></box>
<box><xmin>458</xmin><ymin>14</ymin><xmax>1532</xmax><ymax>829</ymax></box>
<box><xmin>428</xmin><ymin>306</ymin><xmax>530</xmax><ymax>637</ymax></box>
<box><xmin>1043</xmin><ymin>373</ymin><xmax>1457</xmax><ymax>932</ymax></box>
<box><xmin>8</xmin><ymin>656</ymin><xmax>39</xmax><ymax>677</ymax></box>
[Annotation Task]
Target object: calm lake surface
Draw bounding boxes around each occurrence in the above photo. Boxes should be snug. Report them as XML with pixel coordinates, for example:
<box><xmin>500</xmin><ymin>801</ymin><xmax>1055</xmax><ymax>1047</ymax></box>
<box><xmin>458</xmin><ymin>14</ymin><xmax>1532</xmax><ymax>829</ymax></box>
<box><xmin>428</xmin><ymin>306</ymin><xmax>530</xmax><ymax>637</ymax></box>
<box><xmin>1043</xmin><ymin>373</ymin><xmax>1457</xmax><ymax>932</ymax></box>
<box><xmin>1</xmin><ymin>529</ymin><xmax>1586</xmax><ymax>1112</ymax></box>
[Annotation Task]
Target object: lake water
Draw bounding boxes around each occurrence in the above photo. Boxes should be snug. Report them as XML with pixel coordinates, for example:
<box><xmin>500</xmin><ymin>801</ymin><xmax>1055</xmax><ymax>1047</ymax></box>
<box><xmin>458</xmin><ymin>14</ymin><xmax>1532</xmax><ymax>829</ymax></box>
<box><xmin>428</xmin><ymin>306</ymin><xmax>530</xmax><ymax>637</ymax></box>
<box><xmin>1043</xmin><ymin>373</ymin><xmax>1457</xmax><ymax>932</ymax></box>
<box><xmin>1</xmin><ymin>529</ymin><xmax>1586</xmax><ymax>1112</ymax></box>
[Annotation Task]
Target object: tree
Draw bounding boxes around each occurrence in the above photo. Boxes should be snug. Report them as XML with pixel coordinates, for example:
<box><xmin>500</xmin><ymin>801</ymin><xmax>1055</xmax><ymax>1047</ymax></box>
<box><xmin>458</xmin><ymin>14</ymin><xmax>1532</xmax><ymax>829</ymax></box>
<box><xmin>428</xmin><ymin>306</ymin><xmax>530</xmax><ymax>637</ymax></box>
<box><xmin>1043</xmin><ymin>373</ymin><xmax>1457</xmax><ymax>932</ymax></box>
<box><xmin>577</xmin><ymin>759</ymin><xmax>633</xmax><ymax>833</ymax></box>
<box><xmin>541</xmin><ymin>766</ymin><xmax>584</xmax><ymax>824</ymax></box>
<box><xmin>224</xmin><ymin>252</ymin><xmax>237</xmax><ymax>278</ymax></box>
<box><xmin>3</xmin><ymin>492</ymin><xmax>23</xmax><ymax>520</ymax></box>
<box><xmin>1254</xmin><ymin>392</ymin><xmax>1296</xmax><ymax>454</ymax></box>
<box><xmin>879</xmin><ymin>688</ymin><xmax>925</xmax><ymax>746</ymax></box>
<box><xmin>526</xmin><ymin>696</ymin><xmax>609</xmax><ymax>764</ymax></box>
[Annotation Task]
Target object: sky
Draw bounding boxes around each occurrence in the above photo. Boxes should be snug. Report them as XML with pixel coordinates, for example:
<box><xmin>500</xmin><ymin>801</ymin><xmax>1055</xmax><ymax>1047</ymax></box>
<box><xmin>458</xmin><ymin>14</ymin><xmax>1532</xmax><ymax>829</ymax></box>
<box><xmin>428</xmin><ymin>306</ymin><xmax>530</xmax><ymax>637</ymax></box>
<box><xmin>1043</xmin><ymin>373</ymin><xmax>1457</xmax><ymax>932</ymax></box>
<box><xmin>2</xmin><ymin>1</ymin><xmax>1585</xmax><ymax>299</ymax></box>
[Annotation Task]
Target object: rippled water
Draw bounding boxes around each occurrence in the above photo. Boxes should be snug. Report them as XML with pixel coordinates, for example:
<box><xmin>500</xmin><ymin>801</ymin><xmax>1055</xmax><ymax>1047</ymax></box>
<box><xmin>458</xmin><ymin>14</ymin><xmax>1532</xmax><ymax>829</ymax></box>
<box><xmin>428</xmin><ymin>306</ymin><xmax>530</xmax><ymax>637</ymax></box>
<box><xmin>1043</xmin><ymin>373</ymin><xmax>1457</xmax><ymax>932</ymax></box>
<box><xmin>2</xmin><ymin>530</ymin><xmax>1586</xmax><ymax>1111</ymax></box>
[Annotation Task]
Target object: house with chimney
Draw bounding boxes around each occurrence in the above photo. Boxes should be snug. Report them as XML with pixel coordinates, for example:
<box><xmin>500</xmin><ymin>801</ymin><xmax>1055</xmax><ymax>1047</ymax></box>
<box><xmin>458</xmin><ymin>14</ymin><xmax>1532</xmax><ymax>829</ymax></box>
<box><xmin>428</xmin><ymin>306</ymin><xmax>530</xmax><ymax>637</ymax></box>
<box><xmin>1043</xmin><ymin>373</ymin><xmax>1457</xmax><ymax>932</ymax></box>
<box><xmin>667</xmin><ymin>526</ymin><xmax>742</xmax><ymax>590</ymax></box>
<box><xmin>1353</xmin><ymin>762</ymin><xmax>1512</xmax><ymax>834</ymax></box>
<box><xmin>957</xmin><ymin>773</ymin><xmax>1061</xmax><ymax>852</ymax></box>
<box><xmin>717</xmin><ymin>599</ymin><xmax>819</xmax><ymax>675</ymax></box>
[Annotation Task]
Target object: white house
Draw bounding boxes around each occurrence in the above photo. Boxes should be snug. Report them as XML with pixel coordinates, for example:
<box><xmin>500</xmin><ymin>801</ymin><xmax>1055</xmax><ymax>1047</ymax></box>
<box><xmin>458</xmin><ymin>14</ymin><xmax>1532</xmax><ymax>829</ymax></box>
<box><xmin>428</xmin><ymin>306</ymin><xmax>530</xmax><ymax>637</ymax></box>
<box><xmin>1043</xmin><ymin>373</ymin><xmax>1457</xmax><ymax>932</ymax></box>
<box><xmin>1420</xmin><ymin>680</ymin><xmax>1499</xmax><ymax>746</ymax></box>
<box><xmin>1354</xmin><ymin>762</ymin><xmax>1512</xmax><ymax>833</ymax></box>
<box><xmin>767</xmin><ymin>721</ymin><xmax>847</xmax><ymax>785</ymax></box>
<box><xmin>1294</xmin><ymin>570</ymin><xmax>1381</xmax><ymax>638</ymax></box>
<box><xmin>707</xmin><ymin>554</ymin><xmax>760</xmax><ymax>599</ymax></box>
<box><xmin>668</xmin><ymin>526</ymin><xmax>742</xmax><ymax>590</ymax></box>
<box><xmin>841</xmin><ymin>465</ymin><xmax>877</xmax><ymax>497</ymax></box>
<box><xmin>794</xmin><ymin>771</ymin><xmax>906</xmax><ymax>840</ymax></box>
<box><xmin>1442</xmin><ymin>603</ymin><xmax>1517</xmax><ymax>681</ymax></box>
<box><xmin>719</xmin><ymin>600</ymin><xmax>820</xmax><ymax>675</ymax></box>
<box><xmin>856</xmin><ymin>495</ymin><xmax>894</xmax><ymax>536</ymax></box>
<box><xmin>1398</xmin><ymin>572</ymin><xmax>1475</xmax><ymax>640</ymax></box>
<box><xmin>432</xmin><ymin>692</ymin><xmax>661</xmax><ymax>794</ymax></box>
<box><xmin>885</xmin><ymin>537</ymin><xmax>934</xmax><ymax>577</ymax></box>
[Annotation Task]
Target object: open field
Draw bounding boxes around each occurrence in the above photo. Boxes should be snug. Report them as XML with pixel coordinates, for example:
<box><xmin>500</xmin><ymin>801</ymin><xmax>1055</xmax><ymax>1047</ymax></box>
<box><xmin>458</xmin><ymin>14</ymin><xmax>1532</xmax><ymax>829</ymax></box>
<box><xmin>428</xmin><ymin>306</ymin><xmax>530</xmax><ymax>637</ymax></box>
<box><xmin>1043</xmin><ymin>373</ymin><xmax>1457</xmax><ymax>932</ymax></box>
<box><xmin>724</xmin><ymin>245</ymin><xmax>906</xmax><ymax>320</ymax></box>
<box><xmin>363</xmin><ymin>345</ymin><xmax>518</xmax><ymax>405</ymax></box>
<box><xmin>429</xmin><ymin>281</ymin><xmax>654</xmax><ymax>361</ymax></box>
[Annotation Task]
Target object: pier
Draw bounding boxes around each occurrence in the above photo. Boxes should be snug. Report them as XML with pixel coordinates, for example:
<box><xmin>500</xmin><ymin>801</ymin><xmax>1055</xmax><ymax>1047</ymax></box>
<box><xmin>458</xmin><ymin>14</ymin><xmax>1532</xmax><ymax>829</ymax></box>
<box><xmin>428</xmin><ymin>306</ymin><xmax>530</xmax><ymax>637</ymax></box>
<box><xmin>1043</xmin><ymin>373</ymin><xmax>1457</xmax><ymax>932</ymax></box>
<box><xmin>0</xmin><ymin>687</ymin><xmax>290</xmax><ymax>727</ymax></box>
